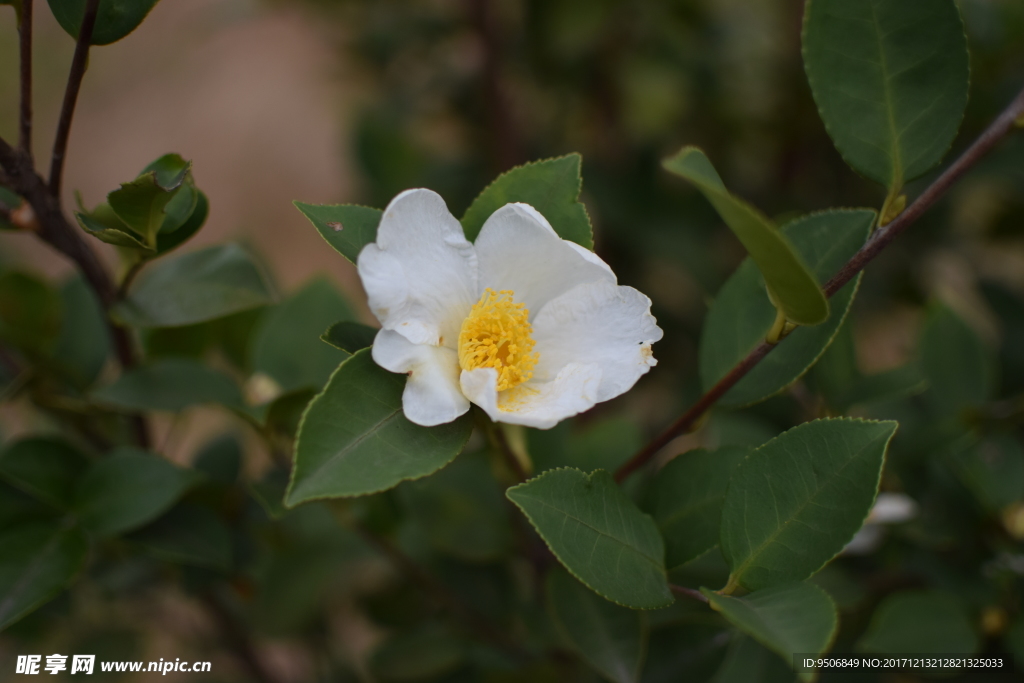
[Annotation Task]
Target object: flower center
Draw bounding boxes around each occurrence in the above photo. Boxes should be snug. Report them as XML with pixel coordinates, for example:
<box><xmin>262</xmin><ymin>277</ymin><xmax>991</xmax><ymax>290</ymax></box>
<box><xmin>458</xmin><ymin>289</ymin><xmax>538</xmax><ymax>392</ymax></box>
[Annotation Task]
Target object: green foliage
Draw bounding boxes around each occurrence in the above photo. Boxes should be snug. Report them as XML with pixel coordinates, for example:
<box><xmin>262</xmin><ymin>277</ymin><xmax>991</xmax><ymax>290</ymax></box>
<box><xmin>92</xmin><ymin>358</ymin><xmax>243</xmax><ymax>412</ymax></box>
<box><xmin>0</xmin><ymin>438</ymin><xmax>88</xmax><ymax>510</ymax></box>
<box><xmin>663</xmin><ymin>148</ymin><xmax>828</xmax><ymax>326</ymax></box>
<box><xmin>460</xmin><ymin>154</ymin><xmax>594</xmax><ymax>247</ymax></box>
<box><xmin>47</xmin><ymin>0</ymin><xmax>161</xmax><ymax>45</ymax></box>
<box><xmin>507</xmin><ymin>468</ymin><xmax>673</xmax><ymax>609</ymax></box>
<box><xmin>0</xmin><ymin>271</ymin><xmax>62</xmax><ymax>351</ymax></box>
<box><xmin>920</xmin><ymin>303</ymin><xmax>995</xmax><ymax>419</ymax></box>
<box><xmin>286</xmin><ymin>349</ymin><xmax>473</xmax><ymax>504</ymax></box>
<box><xmin>74</xmin><ymin>449</ymin><xmax>197</xmax><ymax>537</ymax></box>
<box><xmin>711</xmin><ymin>636</ymin><xmax>797</xmax><ymax>683</ymax></box>
<box><xmin>700</xmin><ymin>210</ymin><xmax>873</xmax><ymax>406</ymax></box>
<box><xmin>857</xmin><ymin>590</ymin><xmax>980</xmax><ymax>655</ymax></box>
<box><xmin>127</xmin><ymin>504</ymin><xmax>232</xmax><ymax>572</ymax></box>
<box><xmin>803</xmin><ymin>0</ymin><xmax>970</xmax><ymax>201</ymax></box>
<box><xmin>294</xmin><ymin>202</ymin><xmax>382</xmax><ymax>264</ymax></box>
<box><xmin>720</xmin><ymin>418</ymin><xmax>897</xmax><ymax>591</ymax></box>
<box><xmin>369</xmin><ymin>626</ymin><xmax>467</xmax><ymax>682</ymax></box>
<box><xmin>321</xmin><ymin>321</ymin><xmax>378</xmax><ymax>354</ymax></box>
<box><xmin>646</xmin><ymin>446</ymin><xmax>749</xmax><ymax>572</ymax></box>
<box><xmin>547</xmin><ymin>568</ymin><xmax>647</xmax><ymax>683</ymax></box>
<box><xmin>51</xmin><ymin>275</ymin><xmax>110</xmax><ymax>388</ymax></box>
<box><xmin>703</xmin><ymin>582</ymin><xmax>837</xmax><ymax>682</ymax></box>
<box><xmin>0</xmin><ymin>520</ymin><xmax>89</xmax><ymax>630</ymax></box>
<box><xmin>114</xmin><ymin>244</ymin><xmax>274</xmax><ymax>327</ymax></box>
<box><xmin>252</xmin><ymin>278</ymin><xmax>354</xmax><ymax>392</ymax></box>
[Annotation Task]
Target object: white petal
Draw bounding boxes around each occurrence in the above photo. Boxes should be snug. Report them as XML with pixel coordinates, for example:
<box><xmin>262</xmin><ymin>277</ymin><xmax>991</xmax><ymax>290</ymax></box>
<box><xmin>357</xmin><ymin>189</ymin><xmax>477</xmax><ymax>347</ymax></box>
<box><xmin>372</xmin><ymin>329</ymin><xmax>470</xmax><ymax>427</ymax></box>
<box><xmin>460</xmin><ymin>363</ymin><xmax>602</xmax><ymax>429</ymax></box>
<box><xmin>532</xmin><ymin>280</ymin><xmax>663</xmax><ymax>403</ymax></box>
<box><xmin>473</xmin><ymin>203</ymin><xmax>614</xmax><ymax>316</ymax></box>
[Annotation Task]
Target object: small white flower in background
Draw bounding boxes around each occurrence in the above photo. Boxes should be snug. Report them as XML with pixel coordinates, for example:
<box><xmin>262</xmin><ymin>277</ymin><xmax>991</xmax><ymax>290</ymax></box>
<box><xmin>357</xmin><ymin>188</ymin><xmax>663</xmax><ymax>429</ymax></box>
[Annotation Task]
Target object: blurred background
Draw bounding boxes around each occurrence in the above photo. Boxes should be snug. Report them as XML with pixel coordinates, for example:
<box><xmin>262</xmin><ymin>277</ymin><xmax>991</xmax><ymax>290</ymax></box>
<box><xmin>2</xmin><ymin>0</ymin><xmax>1024</xmax><ymax>680</ymax></box>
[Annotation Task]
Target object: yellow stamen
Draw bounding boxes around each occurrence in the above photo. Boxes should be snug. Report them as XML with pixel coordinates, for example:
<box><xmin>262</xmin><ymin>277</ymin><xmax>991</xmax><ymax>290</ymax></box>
<box><xmin>458</xmin><ymin>289</ymin><xmax>538</xmax><ymax>392</ymax></box>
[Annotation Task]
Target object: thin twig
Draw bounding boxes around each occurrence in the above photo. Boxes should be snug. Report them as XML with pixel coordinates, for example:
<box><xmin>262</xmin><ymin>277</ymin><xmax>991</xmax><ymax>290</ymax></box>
<box><xmin>18</xmin><ymin>0</ymin><xmax>33</xmax><ymax>160</ymax></box>
<box><xmin>615</xmin><ymin>83</ymin><xmax>1024</xmax><ymax>483</ymax></box>
<box><xmin>49</xmin><ymin>0</ymin><xmax>100</xmax><ymax>197</ymax></box>
<box><xmin>670</xmin><ymin>584</ymin><xmax>709</xmax><ymax>604</ymax></box>
<box><xmin>351</xmin><ymin>520</ymin><xmax>530</xmax><ymax>661</ymax></box>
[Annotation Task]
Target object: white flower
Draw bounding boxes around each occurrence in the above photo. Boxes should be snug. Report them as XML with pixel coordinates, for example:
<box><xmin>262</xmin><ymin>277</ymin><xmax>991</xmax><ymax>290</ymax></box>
<box><xmin>357</xmin><ymin>188</ymin><xmax>663</xmax><ymax>429</ymax></box>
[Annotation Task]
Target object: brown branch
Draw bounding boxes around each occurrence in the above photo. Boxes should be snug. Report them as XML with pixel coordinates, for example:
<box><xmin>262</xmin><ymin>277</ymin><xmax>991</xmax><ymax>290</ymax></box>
<box><xmin>615</xmin><ymin>83</ymin><xmax>1024</xmax><ymax>484</ymax></box>
<box><xmin>49</xmin><ymin>0</ymin><xmax>99</xmax><ymax>198</ymax></box>
<box><xmin>670</xmin><ymin>584</ymin><xmax>709</xmax><ymax>604</ymax></box>
<box><xmin>19</xmin><ymin>0</ymin><xmax>33</xmax><ymax>160</ymax></box>
<box><xmin>351</xmin><ymin>521</ymin><xmax>530</xmax><ymax>661</ymax></box>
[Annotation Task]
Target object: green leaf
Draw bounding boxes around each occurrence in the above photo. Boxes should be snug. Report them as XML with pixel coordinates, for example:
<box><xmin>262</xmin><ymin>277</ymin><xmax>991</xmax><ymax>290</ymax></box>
<box><xmin>646</xmin><ymin>446</ymin><xmax>749</xmax><ymax>571</ymax></box>
<box><xmin>370</xmin><ymin>626</ymin><xmax>467</xmax><ymax>682</ymax></box>
<box><xmin>547</xmin><ymin>568</ymin><xmax>647</xmax><ymax>683</ymax></box>
<box><xmin>76</xmin><ymin>209</ymin><xmax>150</xmax><ymax>249</ymax></box>
<box><xmin>0</xmin><ymin>520</ymin><xmax>89</xmax><ymax>630</ymax></box>
<box><xmin>155</xmin><ymin>190</ymin><xmax>208</xmax><ymax>254</ymax></box>
<box><xmin>803</xmin><ymin>0</ymin><xmax>970</xmax><ymax>199</ymax></box>
<box><xmin>252</xmin><ymin>278</ymin><xmax>354</xmax><ymax>392</ymax></box>
<box><xmin>47</xmin><ymin>0</ymin><xmax>161</xmax><ymax>45</ymax></box>
<box><xmin>0</xmin><ymin>438</ymin><xmax>89</xmax><ymax>509</ymax></box>
<box><xmin>113</xmin><ymin>244</ymin><xmax>274</xmax><ymax>328</ymax></box>
<box><xmin>721</xmin><ymin>418</ymin><xmax>898</xmax><ymax>591</ymax></box>
<box><xmin>51</xmin><ymin>275</ymin><xmax>110</xmax><ymax>388</ymax></box>
<box><xmin>192</xmin><ymin>435</ymin><xmax>241</xmax><ymax>485</ymax></box>
<box><xmin>857</xmin><ymin>590</ymin><xmax>980</xmax><ymax>655</ymax></box>
<box><xmin>663</xmin><ymin>148</ymin><xmax>827</xmax><ymax>326</ymax></box>
<box><xmin>398</xmin><ymin>452</ymin><xmax>512</xmax><ymax>562</ymax></box>
<box><xmin>506</xmin><ymin>468</ymin><xmax>673</xmax><ymax>609</ymax></box>
<box><xmin>920</xmin><ymin>303</ymin><xmax>995</xmax><ymax>419</ymax></box>
<box><xmin>91</xmin><ymin>358</ymin><xmax>243</xmax><ymax>412</ymax></box>
<box><xmin>249</xmin><ymin>468</ymin><xmax>290</xmax><ymax>520</ymax></box>
<box><xmin>700</xmin><ymin>210</ymin><xmax>873</xmax><ymax>407</ymax></box>
<box><xmin>294</xmin><ymin>201</ymin><xmax>382</xmax><ymax>264</ymax></box>
<box><xmin>703</xmin><ymin>582</ymin><xmax>837</xmax><ymax>682</ymax></box>
<box><xmin>711</xmin><ymin>635</ymin><xmax>797</xmax><ymax>683</ymax></box>
<box><xmin>321</xmin><ymin>321</ymin><xmax>378</xmax><ymax>354</ymax></box>
<box><xmin>286</xmin><ymin>349</ymin><xmax>473</xmax><ymax>504</ymax></box>
<box><xmin>264</xmin><ymin>388</ymin><xmax>318</xmax><ymax>440</ymax></box>
<box><xmin>951</xmin><ymin>435</ymin><xmax>1024</xmax><ymax>512</ymax></box>
<box><xmin>74</xmin><ymin>448</ymin><xmax>198</xmax><ymax>537</ymax></box>
<box><xmin>461</xmin><ymin>154</ymin><xmax>593</xmax><ymax>248</ymax></box>
<box><xmin>532</xmin><ymin>418</ymin><xmax>642</xmax><ymax>475</ymax></box>
<box><xmin>127</xmin><ymin>504</ymin><xmax>231</xmax><ymax>572</ymax></box>
<box><xmin>0</xmin><ymin>271</ymin><xmax>62</xmax><ymax>350</ymax></box>
<box><xmin>107</xmin><ymin>154</ymin><xmax>191</xmax><ymax>247</ymax></box>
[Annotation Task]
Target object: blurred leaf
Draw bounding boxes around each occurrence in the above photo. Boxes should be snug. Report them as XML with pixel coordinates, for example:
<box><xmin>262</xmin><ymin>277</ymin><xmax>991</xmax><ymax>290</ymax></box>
<box><xmin>700</xmin><ymin>210</ymin><xmax>873</xmax><ymax>407</ymax></box>
<box><xmin>370</xmin><ymin>625</ymin><xmax>467</xmax><ymax>682</ymax></box>
<box><xmin>951</xmin><ymin>434</ymin><xmax>1024</xmax><ymax>512</ymax></box>
<box><xmin>461</xmin><ymin>154</ymin><xmax>594</xmax><ymax>248</ymax></box>
<box><xmin>155</xmin><ymin>190</ymin><xmax>208</xmax><ymax>255</ymax></box>
<box><xmin>92</xmin><ymin>358</ymin><xmax>242</xmax><ymax>412</ymax></box>
<box><xmin>533</xmin><ymin>418</ymin><xmax>642</xmax><ymax>474</ymax></box>
<box><xmin>127</xmin><ymin>504</ymin><xmax>231</xmax><ymax>572</ymax></box>
<box><xmin>399</xmin><ymin>452</ymin><xmax>511</xmax><ymax>562</ymax></box>
<box><xmin>321</xmin><ymin>321</ymin><xmax>378</xmax><ymax>354</ymax></box>
<box><xmin>264</xmin><ymin>388</ymin><xmax>317</xmax><ymax>440</ymax></box>
<box><xmin>193</xmin><ymin>434</ymin><xmax>241</xmax><ymax>485</ymax></box>
<box><xmin>703</xmin><ymin>582</ymin><xmax>836</xmax><ymax>682</ymax></box>
<box><xmin>0</xmin><ymin>271</ymin><xmax>61</xmax><ymax>350</ymax></box>
<box><xmin>663</xmin><ymin>148</ymin><xmax>827</xmax><ymax>326</ymax></box>
<box><xmin>286</xmin><ymin>349</ymin><xmax>473</xmax><ymax>504</ymax></box>
<box><xmin>74</xmin><ymin>448</ymin><xmax>198</xmax><ymax>537</ymax></box>
<box><xmin>0</xmin><ymin>519</ymin><xmax>89</xmax><ymax>630</ymax></box>
<box><xmin>107</xmin><ymin>154</ymin><xmax>191</xmax><ymax>248</ymax></box>
<box><xmin>250</xmin><ymin>468</ymin><xmax>290</xmax><ymax>520</ymax></box>
<box><xmin>709</xmin><ymin>635</ymin><xmax>798</xmax><ymax>683</ymax></box>
<box><xmin>547</xmin><ymin>568</ymin><xmax>647</xmax><ymax>683</ymax></box>
<box><xmin>252</xmin><ymin>278</ymin><xmax>353</xmax><ymax>392</ymax></box>
<box><xmin>294</xmin><ymin>202</ymin><xmax>382</xmax><ymax>264</ymax></box>
<box><xmin>0</xmin><ymin>438</ymin><xmax>89</xmax><ymax>510</ymax></box>
<box><xmin>857</xmin><ymin>590</ymin><xmax>979</xmax><ymax>654</ymax></box>
<box><xmin>507</xmin><ymin>468</ymin><xmax>673</xmax><ymax>609</ymax></box>
<box><xmin>1006</xmin><ymin>614</ymin><xmax>1024</xmax><ymax>671</ymax></box>
<box><xmin>721</xmin><ymin>418</ymin><xmax>897</xmax><ymax>591</ymax></box>
<box><xmin>51</xmin><ymin>275</ymin><xmax>110</xmax><ymax>388</ymax></box>
<box><xmin>646</xmin><ymin>446</ymin><xmax>749</xmax><ymax>571</ymax></box>
<box><xmin>48</xmin><ymin>0</ymin><xmax>161</xmax><ymax>45</ymax></box>
<box><xmin>0</xmin><ymin>482</ymin><xmax>56</xmax><ymax>528</ymax></box>
<box><xmin>920</xmin><ymin>303</ymin><xmax>995</xmax><ymax>420</ymax></box>
<box><xmin>981</xmin><ymin>281</ymin><xmax>1024</xmax><ymax>395</ymax></box>
<box><xmin>114</xmin><ymin>244</ymin><xmax>274</xmax><ymax>328</ymax></box>
<box><xmin>803</xmin><ymin>0</ymin><xmax>969</xmax><ymax>199</ymax></box>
